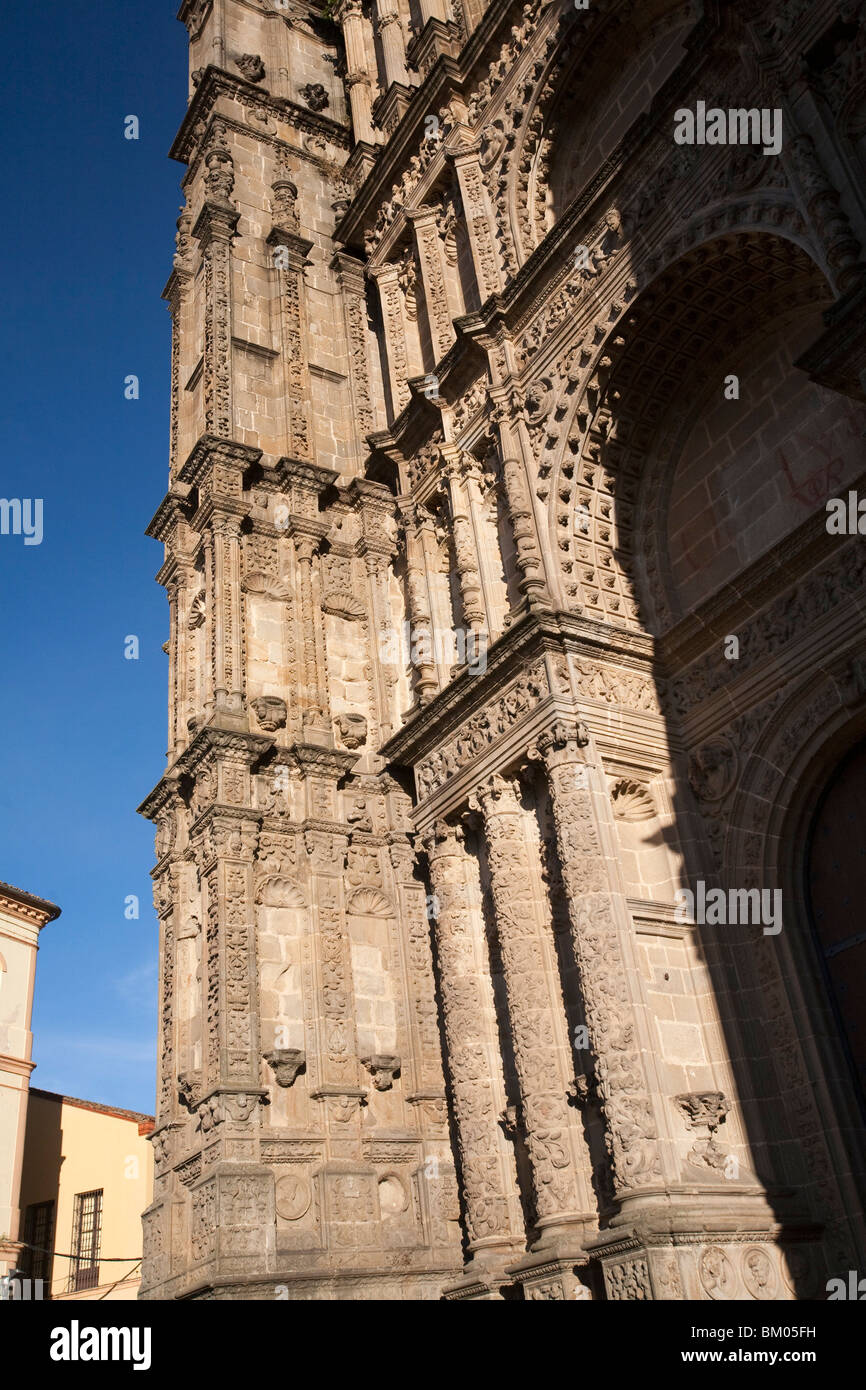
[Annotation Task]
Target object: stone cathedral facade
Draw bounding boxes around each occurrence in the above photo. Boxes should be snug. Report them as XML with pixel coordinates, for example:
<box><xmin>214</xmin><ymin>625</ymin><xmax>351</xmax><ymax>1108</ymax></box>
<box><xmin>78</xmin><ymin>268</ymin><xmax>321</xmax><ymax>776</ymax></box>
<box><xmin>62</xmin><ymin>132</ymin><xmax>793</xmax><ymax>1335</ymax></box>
<box><xmin>139</xmin><ymin>0</ymin><xmax>866</xmax><ymax>1300</ymax></box>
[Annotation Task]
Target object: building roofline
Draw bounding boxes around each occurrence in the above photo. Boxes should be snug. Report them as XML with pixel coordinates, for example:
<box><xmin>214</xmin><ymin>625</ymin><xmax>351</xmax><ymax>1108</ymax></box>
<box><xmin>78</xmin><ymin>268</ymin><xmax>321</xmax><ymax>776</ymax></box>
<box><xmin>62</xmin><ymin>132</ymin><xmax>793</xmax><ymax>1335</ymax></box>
<box><xmin>0</xmin><ymin>880</ymin><xmax>61</xmax><ymax>924</ymax></box>
<box><xmin>29</xmin><ymin>1087</ymin><xmax>155</xmax><ymax>1129</ymax></box>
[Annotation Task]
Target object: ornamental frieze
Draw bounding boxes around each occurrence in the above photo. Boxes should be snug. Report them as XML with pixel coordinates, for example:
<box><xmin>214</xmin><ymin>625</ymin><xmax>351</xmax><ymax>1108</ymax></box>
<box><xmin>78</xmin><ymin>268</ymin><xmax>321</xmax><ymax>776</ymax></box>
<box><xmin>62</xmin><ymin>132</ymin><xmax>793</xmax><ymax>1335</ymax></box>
<box><xmin>416</xmin><ymin>660</ymin><xmax>547</xmax><ymax>797</ymax></box>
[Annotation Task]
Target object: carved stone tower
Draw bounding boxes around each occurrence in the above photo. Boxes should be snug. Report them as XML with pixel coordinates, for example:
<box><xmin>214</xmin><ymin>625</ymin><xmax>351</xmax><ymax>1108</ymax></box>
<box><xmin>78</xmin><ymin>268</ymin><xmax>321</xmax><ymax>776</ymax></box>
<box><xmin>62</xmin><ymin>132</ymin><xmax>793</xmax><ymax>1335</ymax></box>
<box><xmin>141</xmin><ymin>0</ymin><xmax>866</xmax><ymax>1299</ymax></box>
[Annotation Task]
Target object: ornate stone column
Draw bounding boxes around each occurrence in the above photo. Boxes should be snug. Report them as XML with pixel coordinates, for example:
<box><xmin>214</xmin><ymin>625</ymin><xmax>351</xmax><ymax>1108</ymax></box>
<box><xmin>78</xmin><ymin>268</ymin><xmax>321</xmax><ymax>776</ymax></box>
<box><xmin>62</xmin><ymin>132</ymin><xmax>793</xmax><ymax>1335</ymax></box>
<box><xmin>166</xmin><ymin>207</ymin><xmax>194</xmax><ymax>480</ymax></box>
<box><xmin>389</xmin><ymin>839</ymin><xmax>446</xmax><ymax>1096</ymax></box>
<box><xmin>371</xmin><ymin>262</ymin><xmax>412</xmax><ymax>417</ymax></box>
<box><xmin>332</xmin><ymin>251</ymin><xmax>376</xmax><ymax>469</ymax></box>
<box><xmin>375</xmin><ymin>5</ymin><xmax>409</xmax><ymax>87</ymax></box>
<box><xmin>295</xmin><ymin>533</ymin><xmax>328</xmax><ymax>730</ymax></box>
<box><xmin>446</xmin><ymin>137</ymin><xmax>502</xmax><ymax>301</ymax></box>
<box><xmin>407</xmin><ymin>206</ymin><xmax>455</xmax><ymax>364</ymax></box>
<box><xmin>152</xmin><ymin>862</ymin><xmax>179</xmax><ymax>1130</ymax></box>
<box><xmin>177</xmin><ymin>443</ymin><xmax>257</xmax><ymax>730</ymax></box>
<box><xmin>335</xmin><ymin>0</ymin><xmax>377</xmax><ymax>144</ymax></box>
<box><xmin>422</xmin><ymin>820</ymin><xmax>522</xmax><ymax>1284</ymax></box>
<box><xmin>267</xmin><ymin>158</ymin><xmax>314</xmax><ymax>463</ymax></box>
<box><xmin>176</xmin><ymin>557</ymin><xmax>201</xmax><ymax>754</ymax></box>
<box><xmin>442</xmin><ymin>449</ymin><xmax>487</xmax><ymax>635</ymax></box>
<box><xmin>488</xmin><ymin>388</ymin><xmax>552</xmax><ymax>613</ymax></box>
<box><xmin>398</xmin><ymin>500</ymin><xmax>438</xmax><ymax>706</ymax></box>
<box><xmin>194</xmin><ymin>122</ymin><xmax>239</xmax><ymax>439</ymax></box>
<box><xmin>529</xmin><ymin>720</ymin><xmax>662</xmax><ymax>1199</ymax></box>
<box><xmin>415</xmin><ymin>501</ymin><xmax>454</xmax><ymax>690</ymax></box>
<box><xmin>361</xmin><ymin>551</ymin><xmax>392</xmax><ymax>743</ymax></box>
<box><xmin>470</xmin><ymin>774</ymin><xmax>587</xmax><ymax>1248</ymax></box>
<box><xmin>211</xmin><ymin>512</ymin><xmax>245</xmax><ymax>717</ymax></box>
<box><xmin>786</xmin><ymin>131</ymin><xmax>863</xmax><ymax>294</ymax></box>
<box><xmin>276</xmin><ymin>459</ymin><xmax>336</xmax><ymax>736</ymax></box>
<box><xmin>165</xmin><ymin>578</ymin><xmax>179</xmax><ymax>757</ymax></box>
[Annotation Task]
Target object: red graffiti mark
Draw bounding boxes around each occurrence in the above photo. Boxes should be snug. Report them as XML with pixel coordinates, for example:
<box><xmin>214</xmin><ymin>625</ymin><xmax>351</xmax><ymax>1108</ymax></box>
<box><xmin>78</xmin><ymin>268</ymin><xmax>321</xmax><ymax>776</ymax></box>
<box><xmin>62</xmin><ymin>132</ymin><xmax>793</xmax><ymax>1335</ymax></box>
<box><xmin>779</xmin><ymin>441</ymin><xmax>844</xmax><ymax>509</ymax></box>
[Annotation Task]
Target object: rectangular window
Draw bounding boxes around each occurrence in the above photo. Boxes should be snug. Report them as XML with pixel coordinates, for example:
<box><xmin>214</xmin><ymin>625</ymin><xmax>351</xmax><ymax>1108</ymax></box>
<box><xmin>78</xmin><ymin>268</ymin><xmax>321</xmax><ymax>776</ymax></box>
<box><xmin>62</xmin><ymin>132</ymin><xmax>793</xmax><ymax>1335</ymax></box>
<box><xmin>21</xmin><ymin>1201</ymin><xmax>55</xmax><ymax>1289</ymax></box>
<box><xmin>69</xmin><ymin>1190</ymin><xmax>102</xmax><ymax>1292</ymax></box>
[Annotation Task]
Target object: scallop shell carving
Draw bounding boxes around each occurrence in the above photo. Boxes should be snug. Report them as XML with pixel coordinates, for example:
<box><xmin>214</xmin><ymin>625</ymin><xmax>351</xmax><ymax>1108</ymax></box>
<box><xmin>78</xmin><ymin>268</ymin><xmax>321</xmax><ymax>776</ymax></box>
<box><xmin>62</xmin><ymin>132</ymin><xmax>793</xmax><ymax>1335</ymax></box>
<box><xmin>345</xmin><ymin>886</ymin><xmax>393</xmax><ymax>917</ymax></box>
<box><xmin>610</xmin><ymin>778</ymin><xmax>656</xmax><ymax>821</ymax></box>
<box><xmin>256</xmin><ymin>875</ymin><xmax>306</xmax><ymax>908</ymax></box>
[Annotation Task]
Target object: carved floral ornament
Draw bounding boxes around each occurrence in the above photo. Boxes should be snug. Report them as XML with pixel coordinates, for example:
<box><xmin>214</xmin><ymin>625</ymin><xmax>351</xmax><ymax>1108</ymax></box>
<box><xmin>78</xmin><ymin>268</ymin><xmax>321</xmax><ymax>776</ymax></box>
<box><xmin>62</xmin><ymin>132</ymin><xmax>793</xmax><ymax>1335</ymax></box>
<box><xmin>299</xmin><ymin>83</ymin><xmax>329</xmax><ymax>112</ymax></box>
<box><xmin>236</xmin><ymin>53</ymin><xmax>265</xmax><ymax>83</ymax></box>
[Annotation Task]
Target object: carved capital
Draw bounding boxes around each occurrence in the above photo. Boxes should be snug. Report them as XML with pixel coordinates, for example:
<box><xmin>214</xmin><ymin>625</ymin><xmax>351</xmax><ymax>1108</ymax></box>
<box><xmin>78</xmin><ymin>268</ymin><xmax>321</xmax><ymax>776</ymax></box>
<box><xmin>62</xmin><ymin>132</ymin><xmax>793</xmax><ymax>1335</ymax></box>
<box><xmin>527</xmin><ymin>718</ymin><xmax>590</xmax><ymax>769</ymax></box>
<box><xmin>265</xmin><ymin>1049</ymin><xmax>306</xmax><ymax>1088</ymax></box>
<box><xmin>361</xmin><ymin>1054</ymin><xmax>401</xmax><ymax>1090</ymax></box>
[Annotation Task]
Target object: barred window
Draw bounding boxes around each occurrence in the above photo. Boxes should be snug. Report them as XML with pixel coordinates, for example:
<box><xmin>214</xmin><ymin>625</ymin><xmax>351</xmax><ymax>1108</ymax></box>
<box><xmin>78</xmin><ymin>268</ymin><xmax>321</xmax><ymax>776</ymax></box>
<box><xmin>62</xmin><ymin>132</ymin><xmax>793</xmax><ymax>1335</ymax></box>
<box><xmin>69</xmin><ymin>1190</ymin><xmax>102</xmax><ymax>1292</ymax></box>
<box><xmin>22</xmin><ymin>1201</ymin><xmax>54</xmax><ymax>1288</ymax></box>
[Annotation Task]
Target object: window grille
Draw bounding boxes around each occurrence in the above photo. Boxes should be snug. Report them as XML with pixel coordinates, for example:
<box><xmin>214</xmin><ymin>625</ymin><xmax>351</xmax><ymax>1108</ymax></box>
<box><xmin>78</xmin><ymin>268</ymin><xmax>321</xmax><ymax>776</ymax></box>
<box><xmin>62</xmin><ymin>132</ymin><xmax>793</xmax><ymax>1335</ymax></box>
<box><xmin>68</xmin><ymin>1190</ymin><xmax>102</xmax><ymax>1292</ymax></box>
<box><xmin>21</xmin><ymin>1201</ymin><xmax>54</xmax><ymax>1289</ymax></box>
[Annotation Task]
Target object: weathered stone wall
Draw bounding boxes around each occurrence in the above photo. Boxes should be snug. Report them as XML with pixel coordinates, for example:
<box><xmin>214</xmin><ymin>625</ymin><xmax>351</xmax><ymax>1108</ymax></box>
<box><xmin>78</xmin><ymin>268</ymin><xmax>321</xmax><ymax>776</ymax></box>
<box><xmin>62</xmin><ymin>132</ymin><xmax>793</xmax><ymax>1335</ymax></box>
<box><xmin>141</xmin><ymin>0</ymin><xmax>866</xmax><ymax>1300</ymax></box>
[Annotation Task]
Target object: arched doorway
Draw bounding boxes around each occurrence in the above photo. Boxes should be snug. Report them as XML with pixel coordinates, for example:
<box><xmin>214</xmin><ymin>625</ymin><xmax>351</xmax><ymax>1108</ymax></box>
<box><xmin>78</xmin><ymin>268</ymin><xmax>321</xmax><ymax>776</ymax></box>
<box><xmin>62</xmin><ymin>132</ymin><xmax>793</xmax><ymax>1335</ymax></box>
<box><xmin>805</xmin><ymin>738</ymin><xmax>866</xmax><ymax>1116</ymax></box>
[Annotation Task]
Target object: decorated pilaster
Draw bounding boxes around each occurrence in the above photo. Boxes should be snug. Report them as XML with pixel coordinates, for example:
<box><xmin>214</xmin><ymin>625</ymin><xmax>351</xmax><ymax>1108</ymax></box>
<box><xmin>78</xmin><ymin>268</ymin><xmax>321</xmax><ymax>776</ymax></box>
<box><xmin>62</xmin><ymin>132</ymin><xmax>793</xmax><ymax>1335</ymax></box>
<box><xmin>407</xmin><ymin>206</ymin><xmax>455</xmax><ymax>364</ymax></box>
<box><xmin>276</xmin><ymin>459</ymin><xmax>338</xmax><ymax>737</ymax></box>
<box><xmin>182</xmin><ymin>438</ymin><xmax>259</xmax><ymax>722</ymax></box>
<box><xmin>332</xmin><ymin>252</ymin><xmax>377</xmax><ymax>469</ymax></box>
<box><xmin>165</xmin><ymin>206</ymin><xmax>194</xmax><ymax>481</ymax></box>
<box><xmin>441</xmin><ymin>449</ymin><xmax>487</xmax><ymax>635</ymax></box>
<box><xmin>529</xmin><ymin>720</ymin><xmax>663</xmax><ymax>1203</ymax></box>
<box><xmin>334</xmin><ymin>0</ymin><xmax>377</xmax><ymax>146</ymax></box>
<box><xmin>422</xmin><ymin>820</ymin><xmax>522</xmax><ymax>1290</ymax></box>
<box><xmin>469</xmin><ymin>774</ymin><xmax>588</xmax><ymax>1253</ymax></box>
<box><xmin>194</xmin><ymin>121</ymin><xmax>239</xmax><ymax>439</ymax></box>
<box><xmin>487</xmin><ymin>387</ymin><xmax>552</xmax><ymax>614</ymax></box>
<box><xmin>370</xmin><ymin>261</ymin><xmax>412</xmax><ymax>417</ymax></box>
<box><xmin>398</xmin><ymin>499</ymin><xmax>439</xmax><ymax>707</ymax></box>
<box><xmin>267</xmin><ymin>155</ymin><xmax>314</xmax><ymax>464</ymax></box>
<box><xmin>445</xmin><ymin>136</ymin><xmax>503</xmax><ymax>301</ymax></box>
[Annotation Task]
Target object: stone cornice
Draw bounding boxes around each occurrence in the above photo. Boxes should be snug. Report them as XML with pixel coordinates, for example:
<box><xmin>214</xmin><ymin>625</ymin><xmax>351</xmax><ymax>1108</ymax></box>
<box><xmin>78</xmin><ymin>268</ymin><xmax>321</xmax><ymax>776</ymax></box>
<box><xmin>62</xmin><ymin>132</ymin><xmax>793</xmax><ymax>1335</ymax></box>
<box><xmin>138</xmin><ymin>727</ymin><xmax>274</xmax><ymax>823</ymax></box>
<box><xmin>177</xmin><ymin>725</ymin><xmax>275</xmax><ymax>778</ymax></box>
<box><xmin>0</xmin><ymin>881</ymin><xmax>61</xmax><ymax>929</ymax></box>
<box><xmin>146</xmin><ymin>482</ymin><xmax>195</xmax><ymax>544</ymax></box>
<box><xmin>293</xmin><ymin>744</ymin><xmax>359</xmax><ymax>780</ymax></box>
<box><xmin>381</xmin><ymin>607</ymin><xmax>656</xmax><ymax>767</ymax></box>
<box><xmin>192</xmin><ymin>199</ymin><xmax>241</xmax><ymax>247</ymax></box>
<box><xmin>0</xmin><ymin>1053</ymin><xmax>36</xmax><ymax>1077</ymax></box>
<box><xmin>335</xmin><ymin>0</ymin><xmax>546</xmax><ymax>246</ymax></box>
<box><xmin>178</xmin><ymin>435</ymin><xmax>263</xmax><ymax>488</ymax></box>
<box><xmin>274</xmin><ymin>456</ymin><xmax>339</xmax><ymax>495</ymax></box>
<box><xmin>169</xmin><ymin>65</ymin><xmax>350</xmax><ymax>168</ymax></box>
<box><xmin>266</xmin><ymin>227</ymin><xmax>315</xmax><ymax>269</ymax></box>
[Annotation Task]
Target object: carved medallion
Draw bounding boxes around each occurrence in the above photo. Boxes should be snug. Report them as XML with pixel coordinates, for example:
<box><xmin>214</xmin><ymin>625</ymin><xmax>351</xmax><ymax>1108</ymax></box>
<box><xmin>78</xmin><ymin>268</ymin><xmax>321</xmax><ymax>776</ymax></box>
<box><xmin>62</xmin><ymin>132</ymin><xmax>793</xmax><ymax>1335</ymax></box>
<box><xmin>276</xmin><ymin>1172</ymin><xmax>312</xmax><ymax>1221</ymax></box>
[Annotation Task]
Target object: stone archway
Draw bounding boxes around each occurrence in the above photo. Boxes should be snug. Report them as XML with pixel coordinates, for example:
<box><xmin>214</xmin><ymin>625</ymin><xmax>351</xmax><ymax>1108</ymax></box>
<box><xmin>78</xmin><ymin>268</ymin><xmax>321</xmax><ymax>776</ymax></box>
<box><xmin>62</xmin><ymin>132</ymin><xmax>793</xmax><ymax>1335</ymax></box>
<box><xmin>716</xmin><ymin>663</ymin><xmax>866</xmax><ymax>1277</ymax></box>
<box><xmin>805</xmin><ymin>737</ymin><xmax>866</xmax><ymax>1104</ymax></box>
<box><xmin>544</xmin><ymin>229</ymin><xmax>838</xmax><ymax>635</ymax></box>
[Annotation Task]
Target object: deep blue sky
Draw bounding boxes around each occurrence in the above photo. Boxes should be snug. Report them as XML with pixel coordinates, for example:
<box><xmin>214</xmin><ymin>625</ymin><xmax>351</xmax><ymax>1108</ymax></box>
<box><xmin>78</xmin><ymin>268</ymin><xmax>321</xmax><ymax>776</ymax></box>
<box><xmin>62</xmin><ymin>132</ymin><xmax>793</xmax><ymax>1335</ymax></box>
<box><xmin>0</xmin><ymin>3</ymin><xmax>188</xmax><ymax>1112</ymax></box>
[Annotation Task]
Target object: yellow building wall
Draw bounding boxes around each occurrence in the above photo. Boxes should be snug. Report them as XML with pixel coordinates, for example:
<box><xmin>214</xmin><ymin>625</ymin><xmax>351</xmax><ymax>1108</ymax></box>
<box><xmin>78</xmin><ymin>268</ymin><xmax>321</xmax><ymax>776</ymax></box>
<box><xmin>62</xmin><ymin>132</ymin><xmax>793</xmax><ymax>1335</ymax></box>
<box><xmin>18</xmin><ymin>1091</ymin><xmax>153</xmax><ymax>1300</ymax></box>
<box><xmin>0</xmin><ymin>915</ymin><xmax>38</xmax><ymax>1274</ymax></box>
